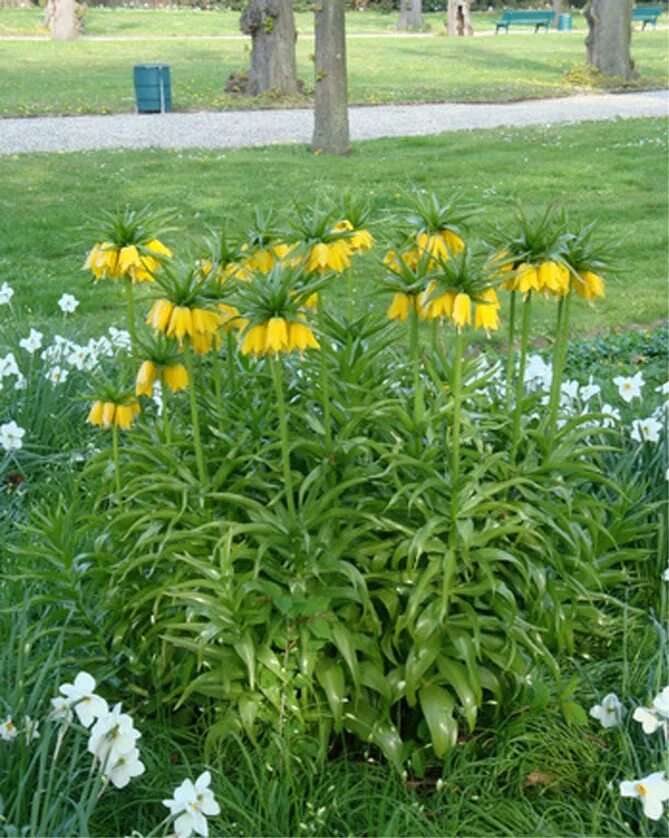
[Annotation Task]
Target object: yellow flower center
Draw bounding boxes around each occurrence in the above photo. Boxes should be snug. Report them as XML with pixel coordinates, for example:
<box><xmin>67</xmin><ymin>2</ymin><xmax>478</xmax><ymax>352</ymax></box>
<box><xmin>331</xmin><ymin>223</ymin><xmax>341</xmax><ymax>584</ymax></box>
<box><xmin>635</xmin><ymin>783</ymin><xmax>647</xmax><ymax>797</ymax></box>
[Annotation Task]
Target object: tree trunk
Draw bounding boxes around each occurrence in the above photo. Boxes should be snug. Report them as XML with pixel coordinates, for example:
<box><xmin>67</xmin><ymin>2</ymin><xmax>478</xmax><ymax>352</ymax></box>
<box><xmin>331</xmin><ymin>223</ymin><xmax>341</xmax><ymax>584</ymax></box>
<box><xmin>551</xmin><ymin>0</ymin><xmax>563</xmax><ymax>29</ymax></box>
<box><xmin>397</xmin><ymin>0</ymin><xmax>422</xmax><ymax>31</ymax></box>
<box><xmin>585</xmin><ymin>0</ymin><xmax>636</xmax><ymax>81</ymax></box>
<box><xmin>446</xmin><ymin>0</ymin><xmax>473</xmax><ymax>36</ymax></box>
<box><xmin>239</xmin><ymin>0</ymin><xmax>298</xmax><ymax>96</ymax></box>
<box><xmin>312</xmin><ymin>0</ymin><xmax>349</xmax><ymax>156</ymax></box>
<box><xmin>45</xmin><ymin>0</ymin><xmax>78</xmax><ymax>40</ymax></box>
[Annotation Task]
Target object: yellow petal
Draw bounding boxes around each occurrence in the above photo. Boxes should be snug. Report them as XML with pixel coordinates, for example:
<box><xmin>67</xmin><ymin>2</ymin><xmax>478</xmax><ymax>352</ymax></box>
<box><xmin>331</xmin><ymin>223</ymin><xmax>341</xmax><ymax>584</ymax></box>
<box><xmin>167</xmin><ymin>306</ymin><xmax>193</xmax><ymax>340</ymax></box>
<box><xmin>241</xmin><ymin>324</ymin><xmax>267</xmax><ymax>356</ymax></box>
<box><xmin>265</xmin><ymin>317</ymin><xmax>289</xmax><ymax>353</ymax></box>
<box><xmin>288</xmin><ymin>321</ymin><xmax>320</xmax><ymax>352</ymax></box>
<box><xmin>452</xmin><ymin>293</ymin><xmax>472</xmax><ymax>328</ymax></box>
<box><xmin>163</xmin><ymin>363</ymin><xmax>189</xmax><ymax>392</ymax></box>
<box><xmin>146</xmin><ymin>299</ymin><xmax>174</xmax><ymax>332</ymax></box>
<box><xmin>135</xmin><ymin>360</ymin><xmax>157</xmax><ymax>397</ymax></box>
<box><xmin>86</xmin><ymin>400</ymin><xmax>105</xmax><ymax>426</ymax></box>
<box><xmin>387</xmin><ymin>293</ymin><xmax>411</xmax><ymax>322</ymax></box>
<box><xmin>101</xmin><ymin>402</ymin><xmax>116</xmax><ymax>428</ymax></box>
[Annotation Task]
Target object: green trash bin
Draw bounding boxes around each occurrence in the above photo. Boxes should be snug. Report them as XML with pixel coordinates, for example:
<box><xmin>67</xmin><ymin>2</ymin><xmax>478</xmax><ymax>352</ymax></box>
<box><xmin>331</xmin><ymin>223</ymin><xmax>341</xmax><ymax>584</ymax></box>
<box><xmin>557</xmin><ymin>13</ymin><xmax>572</xmax><ymax>31</ymax></box>
<box><xmin>133</xmin><ymin>64</ymin><xmax>172</xmax><ymax>114</ymax></box>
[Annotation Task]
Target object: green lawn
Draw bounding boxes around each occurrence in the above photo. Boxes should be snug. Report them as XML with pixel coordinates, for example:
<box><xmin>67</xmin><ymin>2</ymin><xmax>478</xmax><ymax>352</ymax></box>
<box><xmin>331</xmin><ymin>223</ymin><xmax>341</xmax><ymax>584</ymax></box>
<box><xmin>0</xmin><ymin>118</ymin><xmax>666</xmax><ymax>343</ymax></box>
<box><xmin>0</xmin><ymin>19</ymin><xmax>666</xmax><ymax>116</ymax></box>
<box><xmin>0</xmin><ymin>8</ymin><xmax>585</xmax><ymax>37</ymax></box>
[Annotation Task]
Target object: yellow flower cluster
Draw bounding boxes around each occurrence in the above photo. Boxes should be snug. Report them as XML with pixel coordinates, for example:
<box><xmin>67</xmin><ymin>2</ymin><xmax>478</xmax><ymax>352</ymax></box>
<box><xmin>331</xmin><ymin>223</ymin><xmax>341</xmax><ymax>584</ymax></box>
<box><xmin>146</xmin><ymin>299</ymin><xmax>225</xmax><ymax>353</ymax></box>
<box><xmin>241</xmin><ymin>317</ymin><xmax>320</xmax><ymax>357</ymax></box>
<box><xmin>572</xmin><ymin>270</ymin><xmax>606</xmax><ymax>300</ymax></box>
<box><xmin>243</xmin><ymin>243</ymin><xmax>295</xmax><ymax>273</ymax></box>
<box><xmin>87</xmin><ymin>400</ymin><xmax>141</xmax><ymax>430</ymax></box>
<box><xmin>387</xmin><ymin>286</ymin><xmax>500</xmax><ymax>332</ymax></box>
<box><xmin>333</xmin><ymin>220</ymin><xmax>374</xmax><ymax>253</ymax></box>
<box><xmin>83</xmin><ymin>240</ymin><xmax>172</xmax><ymax>283</ymax></box>
<box><xmin>416</xmin><ymin>230</ymin><xmax>465</xmax><ymax>260</ymax></box>
<box><xmin>307</xmin><ymin>240</ymin><xmax>352</xmax><ymax>274</ymax></box>
<box><xmin>135</xmin><ymin>360</ymin><xmax>189</xmax><ymax>397</ymax></box>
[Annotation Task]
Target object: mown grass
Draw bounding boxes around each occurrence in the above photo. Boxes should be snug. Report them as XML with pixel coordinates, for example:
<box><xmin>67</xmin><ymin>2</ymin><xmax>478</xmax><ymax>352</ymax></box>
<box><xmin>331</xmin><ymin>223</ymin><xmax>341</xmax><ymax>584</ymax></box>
<box><xmin>0</xmin><ymin>7</ymin><xmax>561</xmax><ymax>37</ymax></box>
<box><xmin>0</xmin><ymin>24</ymin><xmax>666</xmax><ymax>116</ymax></box>
<box><xmin>0</xmin><ymin>118</ymin><xmax>666</xmax><ymax>344</ymax></box>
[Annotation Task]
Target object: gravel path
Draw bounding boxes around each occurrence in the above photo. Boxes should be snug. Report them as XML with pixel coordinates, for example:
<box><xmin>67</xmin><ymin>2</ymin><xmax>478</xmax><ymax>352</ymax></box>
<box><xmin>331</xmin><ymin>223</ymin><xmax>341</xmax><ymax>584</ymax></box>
<box><xmin>0</xmin><ymin>90</ymin><xmax>666</xmax><ymax>155</ymax></box>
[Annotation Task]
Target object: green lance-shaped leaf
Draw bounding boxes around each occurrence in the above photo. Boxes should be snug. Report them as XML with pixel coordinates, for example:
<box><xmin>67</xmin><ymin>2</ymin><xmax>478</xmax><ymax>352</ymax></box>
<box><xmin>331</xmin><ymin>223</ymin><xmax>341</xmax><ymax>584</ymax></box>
<box><xmin>419</xmin><ymin>685</ymin><xmax>458</xmax><ymax>758</ymax></box>
<box><xmin>238</xmin><ymin>693</ymin><xmax>261</xmax><ymax>742</ymax></box>
<box><xmin>316</xmin><ymin>661</ymin><xmax>346</xmax><ymax>730</ymax></box>
<box><xmin>437</xmin><ymin>657</ymin><xmax>479</xmax><ymax>732</ymax></box>
<box><xmin>233</xmin><ymin>632</ymin><xmax>256</xmax><ymax>690</ymax></box>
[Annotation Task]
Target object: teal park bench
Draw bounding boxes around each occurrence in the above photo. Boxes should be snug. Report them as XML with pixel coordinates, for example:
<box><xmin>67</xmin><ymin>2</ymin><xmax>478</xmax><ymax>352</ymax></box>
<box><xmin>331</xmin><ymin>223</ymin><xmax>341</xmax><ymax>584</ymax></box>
<box><xmin>632</xmin><ymin>6</ymin><xmax>663</xmax><ymax>29</ymax></box>
<box><xmin>494</xmin><ymin>10</ymin><xmax>554</xmax><ymax>33</ymax></box>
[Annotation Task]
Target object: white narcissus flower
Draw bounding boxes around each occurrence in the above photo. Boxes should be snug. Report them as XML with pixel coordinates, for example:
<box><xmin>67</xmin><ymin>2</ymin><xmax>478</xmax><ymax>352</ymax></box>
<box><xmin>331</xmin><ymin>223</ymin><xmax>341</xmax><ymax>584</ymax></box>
<box><xmin>47</xmin><ymin>366</ymin><xmax>69</xmax><ymax>386</ymax></box>
<box><xmin>14</xmin><ymin>374</ymin><xmax>27</xmax><ymax>391</ymax></box>
<box><xmin>87</xmin><ymin>702</ymin><xmax>141</xmax><ymax>765</ymax></box>
<box><xmin>560</xmin><ymin>379</ymin><xmax>580</xmax><ymax>404</ymax></box>
<box><xmin>1</xmin><ymin>717</ymin><xmax>18</xmax><ymax>741</ymax></box>
<box><xmin>589</xmin><ymin>692</ymin><xmax>623</xmax><ymax>728</ymax></box>
<box><xmin>58</xmin><ymin>293</ymin><xmax>79</xmax><ymax>314</ymax></box>
<box><xmin>633</xmin><ymin>686</ymin><xmax>669</xmax><ymax>734</ymax></box>
<box><xmin>49</xmin><ymin>696</ymin><xmax>73</xmax><ymax>724</ymax></box>
<box><xmin>163</xmin><ymin>771</ymin><xmax>221</xmax><ymax>838</ymax></box>
<box><xmin>0</xmin><ymin>352</ymin><xmax>19</xmax><ymax>378</ymax></box>
<box><xmin>619</xmin><ymin>771</ymin><xmax>669</xmax><ymax>821</ymax></box>
<box><xmin>58</xmin><ymin>671</ymin><xmax>108</xmax><ymax>729</ymax></box>
<box><xmin>23</xmin><ymin>715</ymin><xmax>40</xmax><ymax>742</ymax></box>
<box><xmin>630</xmin><ymin>416</ymin><xmax>662</xmax><ymax>444</ymax></box>
<box><xmin>0</xmin><ymin>282</ymin><xmax>14</xmax><ymax>305</ymax></box>
<box><xmin>656</xmin><ymin>381</ymin><xmax>669</xmax><ymax>396</ymax></box>
<box><xmin>0</xmin><ymin>420</ymin><xmax>25</xmax><ymax>452</ymax></box>
<box><xmin>613</xmin><ymin>372</ymin><xmax>644</xmax><ymax>403</ymax></box>
<box><xmin>104</xmin><ymin>746</ymin><xmax>145</xmax><ymax>789</ymax></box>
<box><xmin>66</xmin><ymin>346</ymin><xmax>92</xmax><ymax>371</ymax></box>
<box><xmin>663</xmin><ymin>566</ymin><xmax>669</xmax><ymax>581</ymax></box>
<box><xmin>579</xmin><ymin>376</ymin><xmax>601</xmax><ymax>402</ymax></box>
<box><xmin>600</xmin><ymin>404</ymin><xmax>621</xmax><ymax>428</ymax></box>
<box><xmin>108</xmin><ymin>327</ymin><xmax>132</xmax><ymax>350</ymax></box>
<box><xmin>19</xmin><ymin>328</ymin><xmax>44</xmax><ymax>354</ymax></box>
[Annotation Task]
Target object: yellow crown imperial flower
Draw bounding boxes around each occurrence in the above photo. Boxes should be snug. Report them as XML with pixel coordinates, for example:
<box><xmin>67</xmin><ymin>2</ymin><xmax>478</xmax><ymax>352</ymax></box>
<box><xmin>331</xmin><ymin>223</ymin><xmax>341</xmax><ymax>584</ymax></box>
<box><xmin>265</xmin><ymin>317</ymin><xmax>289</xmax><ymax>353</ymax></box>
<box><xmin>474</xmin><ymin>288</ymin><xmax>501</xmax><ymax>333</ymax></box>
<box><xmin>190</xmin><ymin>331</ymin><xmax>222</xmax><ymax>355</ymax></box>
<box><xmin>384</xmin><ymin>248</ymin><xmax>419</xmax><ymax>272</ymax></box>
<box><xmin>191</xmin><ymin>308</ymin><xmax>221</xmax><ymax>336</ymax></box>
<box><xmin>135</xmin><ymin>360</ymin><xmax>158</xmax><ymax>397</ymax></box>
<box><xmin>420</xmin><ymin>282</ymin><xmax>455</xmax><ymax>320</ymax></box>
<box><xmin>87</xmin><ymin>400</ymin><xmax>140</xmax><ymax>429</ymax></box>
<box><xmin>240</xmin><ymin>324</ymin><xmax>267</xmax><ymax>356</ymax></box>
<box><xmin>334</xmin><ymin>220</ymin><xmax>374</xmax><ymax>253</ymax></box>
<box><xmin>307</xmin><ymin>240</ymin><xmax>352</xmax><ymax>274</ymax></box>
<box><xmin>218</xmin><ymin>303</ymin><xmax>248</xmax><ymax>332</ymax></box>
<box><xmin>163</xmin><ymin>363</ymin><xmax>189</xmax><ymax>393</ymax></box>
<box><xmin>452</xmin><ymin>292</ymin><xmax>472</xmax><ymax>329</ymax></box>
<box><xmin>146</xmin><ymin>299</ymin><xmax>174</xmax><ymax>332</ymax></box>
<box><xmin>573</xmin><ymin>270</ymin><xmax>605</xmax><ymax>300</ymax></box>
<box><xmin>538</xmin><ymin>261</ymin><xmax>570</xmax><ymax>296</ymax></box>
<box><xmin>387</xmin><ymin>292</ymin><xmax>415</xmax><ymax>322</ymax></box>
<box><xmin>166</xmin><ymin>306</ymin><xmax>194</xmax><ymax>340</ymax></box>
<box><xmin>288</xmin><ymin>321</ymin><xmax>320</xmax><ymax>352</ymax></box>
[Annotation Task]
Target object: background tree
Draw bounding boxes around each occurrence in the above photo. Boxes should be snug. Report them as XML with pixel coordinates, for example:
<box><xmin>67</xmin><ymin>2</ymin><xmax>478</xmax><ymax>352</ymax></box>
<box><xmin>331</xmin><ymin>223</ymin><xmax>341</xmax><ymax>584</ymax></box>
<box><xmin>236</xmin><ymin>0</ymin><xmax>298</xmax><ymax>96</ymax></box>
<box><xmin>552</xmin><ymin>0</ymin><xmax>564</xmax><ymax>28</ymax></box>
<box><xmin>397</xmin><ymin>0</ymin><xmax>423</xmax><ymax>32</ymax></box>
<box><xmin>584</xmin><ymin>0</ymin><xmax>637</xmax><ymax>81</ymax></box>
<box><xmin>44</xmin><ymin>0</ymin><xmax>78</xmax><ymax>40</ymax></box>
<box><xmin>312</xmin><ymin>0</ymin><xmax>349</xmax><ymax>155</ymax></box>
<box><xmin>446</xmin><ymin>0</ymin><xmax>473</xmax><ymax>36</ymax></box>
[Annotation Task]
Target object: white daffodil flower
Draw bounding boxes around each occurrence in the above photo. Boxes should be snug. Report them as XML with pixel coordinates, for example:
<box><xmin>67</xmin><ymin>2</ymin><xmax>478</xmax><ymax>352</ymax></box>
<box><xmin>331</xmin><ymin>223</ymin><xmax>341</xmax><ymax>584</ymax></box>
<box><xmin>651</xmin><ymin>686</ymin><xmax>669</xmax><ymax>719</ymax></box>
<box><xmin>560</xmin><ymin>379</ymin><xmax>580</xmax><ymax>404</ymax></box>
<box><xmin>163</xmin><ymin>771</ymin><xmax>221</xmax><ymax>838</ymax></box>
<box><xmin>19</xmin><ymin>328</ymin><xmax>44</xmax><ymax>354</ymax></box>
<box><xmin>23</xmin><ymin>715</ymin><xmax>40</xmax><ymax>742</ymax></box>
<box><xmin>58</xmin><ymin>293</ymin><xmax>79</xmax><ymax>314</ymax></box>
<box><xmin>613</xmin><ymin>372</ymin><xmax>644</xmax><ymax>403</ymax></box>
<box><xmin>49</xmin><ymin>696</ymin><xmax>73</xmax><ymax>724</ymax></box>
<box><xmin>656</xmin><ymin>382</ymin><xmax>669</xmax><ymax>396</ymax></box>
<box><xmin>104</xmin><ymin>746</ymin><xmax>146</xmax><ymax>789</ymax></box>
<box><xmin>600</xmin><ymin>404</ymin><xmax>621</xmax><ymax>428</ymax></box>
<box><xmin>580</xmin><ymin>376</ymin><xmax>601</xmax><ymax>402</ymax></box>
<box><xmin>0</xmin><ymin>352</ymin><xmax>19</xmax><ymax>378</ymax></box>
<box><xmin>0</xmin><ymin>420</ymin><xmax>25</xmax><ymax>452</ymax></box>
<box><xmin>0</xmin><ymin>282</ymin><xmax>14</xmax><ymax>305</ymax></box>
<box><xmin>58</xmin><ymin>671</ymin><xmax>109</xmax><ymax>729</ymax></box>
<box><xmin>88</xmin><ymin>702</ymin><xmax>141</xmax><ymax>766</ymax></box>
<box><xmin>0</xmin><ymin>717</ymin><xmax>18</xmax><ymax>741</ymax></box>
<box><xmin>620</xmin><ymin>771</ymin><xmax>669</xmax><ymax>821</ymax></box>
<box><xmin>14</xmin><ymin>373</ymin><xmax>27</xmax><ymax>391</ymax></box>
<box><xmin>108</xmin><ymin>327</ymin><xmax>132</xmax><ymax>350</ymax></box>
<box><xmin>633</xmin><ymin>686</ymin><xmax>669</xmax><ymax>734</ymax></box>
<box><xmin>524</xmin><ymin>354</ymin><xmax>552</xmax><ymax>392</ymax></box>
<box><xmin>630</xmin><ymin>416</ymin><xmax>662</xmax><ymax>444</ymax></box>
<box><xmin>46</xmin><ymin>366</ymin><xmax>69</xmax><ymax>386</ymax></box>
<box><xmin>663</xmin><ymin>566</ymin><xmax>669</xmax><ymax>581</ymax></box>
<box><xmin>589</xmin><ymin>693</ymin><xmax>623</xmax><ymax>728</ymax></box>
<box><xmin>632</xmin><ymin>707</ymin><xmax>660</xmax><ymax>734</ymax></box>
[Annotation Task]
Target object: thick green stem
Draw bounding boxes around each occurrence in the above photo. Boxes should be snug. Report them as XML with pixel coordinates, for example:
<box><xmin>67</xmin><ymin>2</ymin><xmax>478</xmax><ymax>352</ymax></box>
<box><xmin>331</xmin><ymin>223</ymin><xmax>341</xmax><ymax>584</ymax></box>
<box><xmin>409</xmin><ymin>299</ymin><xmax>423</xmax><ymax>425</ymax></box>
<box><xmin>271</xmin><ymin>356</ymin><xmax>296</xmax><ymax>516</ymax></box>
<box><xmin>317</xmin><ymin>294</ymin><xmax>333</xmax><ymax>459</ymax></box>
<box><xmin>183</xmin><ymin>342</ymin><xmax>207</xmax><ymax>486</ymax></box>
<box><xmin>211</xmin><ymin>343</ymin><xmax>224</xmax><ymax>421</ymax></box>
<box><xmin>161</xmin><ymin>381</ymin><xmax>171</xmax><ymax>445</ymax></box>
<box><xmin>226</xmin><ymin>330</ymin><xmax>236</xmax><ymax>392</ymax></box>
<box><xmin>124</xmin><ymin>279</ymin><xmax>137</xmax><ymax>350</ymax></box>
<box><xmin>504</xmin><ymin>291</ymin><xmax>517</xmax><ymax>409</ymax></box>
<box><xmin>450</xmin><ymin>328</ymin><xmax>465</xmax><ymax>550</ymax></box>
<box><xmin>510</xmin><ymin>293</ymin><xmax>533</xmax><ymax>461</ymax></box>
<box><xmin>546</xmin><ymin>292</ymin><xmax>572</xmax><ymax>438</ymax></box>
<box><xmin>111</xmin><ymin>422</ymin><xmax>121</xmax><ymax>497</ymax></box>
<box><xmin>347</xmin><ymin>264</ymin><xmax>354</xmax><ymax>321</ymax></box>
